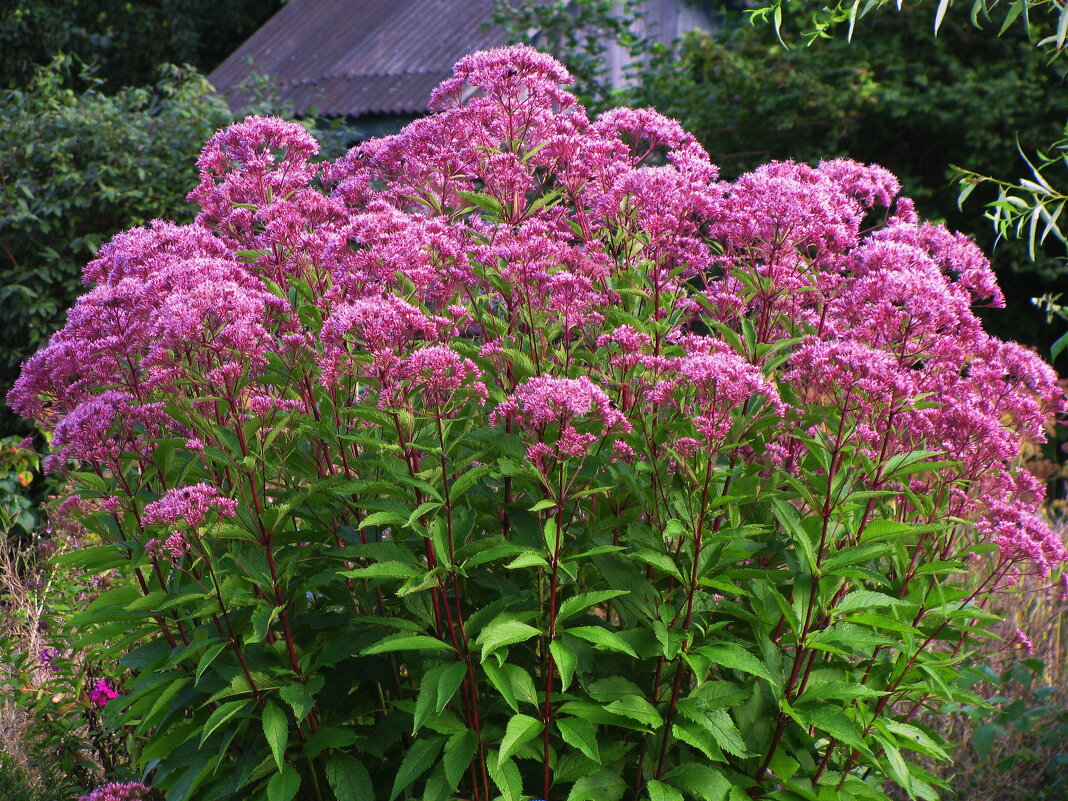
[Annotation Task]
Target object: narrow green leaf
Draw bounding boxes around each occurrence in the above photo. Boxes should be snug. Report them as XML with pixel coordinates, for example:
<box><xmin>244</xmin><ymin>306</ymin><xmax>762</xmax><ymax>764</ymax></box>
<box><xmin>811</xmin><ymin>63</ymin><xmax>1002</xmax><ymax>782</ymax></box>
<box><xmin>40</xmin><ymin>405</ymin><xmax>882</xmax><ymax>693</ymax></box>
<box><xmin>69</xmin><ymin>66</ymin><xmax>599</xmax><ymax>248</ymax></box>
<box><xmin>362</xmin><ymin>633</ymin><xmax>452</xmax><ymax>656</ymax></box>
<box><xmin>567</xmin><ymin>770</ymin><xmax>627</xmax><ymax>801</ymax></box>
<box><xmin>436</xmin><ymin>661</ymin><xmax>468</xmax><ymax>714</ymax></box>
<box><xmin>263</xmin><ymin>701</ymin><xmax>288</xmax><ymax>772</ymax></box>
<box><xmin>389</xmin><ymin>736</ymin><xmax>443</xmax><ymax>800</ymax></box>
<box><xmin>498</xmin><ymin>713</ymin><xmax>542</xmax><ymax>765</ymax></box>
<box><xmin>443</xmin><ymin>729</ymin><xmax>478</xmax><ymax>791</ymax></box>
<box><xmin>558</xmin><ymin>590</ymin><xmax>629</xmax><ymax>624</ymax></box>
<box><xmin>199</xmin><ymin>699</ymin><xmax>250</xmax><ymax>746</ymax></box>
<box><xmin>663</xmin><ymin>763</ymin><xmax>731</xmax><ymax>801</ymax></box>
<box><xmin>486</xmin><ymin>749</ymin><xmax>522</xmax><ymax>801</ymax></box>
<box><xmin>550</xmin><ymin>639</ymin><xmax>578</xmax><ymax>691</ymax></box>
<box><xmin>475</xmin><ymin>618</ymin><xmax>541</xmax><ymax>661</ymax></box>
<box><xmin>565</xmin><ymin>625</ymin><xmax>637</xmax><ymax>657</ymax></box>
<box><xmin>698</xmin><ymin>643</ymin><xmax>775</xmax><ymax>683</ymax></box>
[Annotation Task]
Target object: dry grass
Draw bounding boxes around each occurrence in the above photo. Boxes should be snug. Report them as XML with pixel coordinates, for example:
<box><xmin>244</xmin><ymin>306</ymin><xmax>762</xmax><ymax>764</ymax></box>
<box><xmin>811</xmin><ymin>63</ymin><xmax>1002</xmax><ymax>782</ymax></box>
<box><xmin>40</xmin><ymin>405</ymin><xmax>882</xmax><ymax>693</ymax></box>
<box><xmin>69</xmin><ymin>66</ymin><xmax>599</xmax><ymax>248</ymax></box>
<box><xmin>894</xmin><ymin>569</ymin><xmax>1068</xmax><ymax>801</ymax></box>
<box><xmin>0</xmin><ymin>532</ymin><xmax>103</xmax><ymax>799</ymax></box>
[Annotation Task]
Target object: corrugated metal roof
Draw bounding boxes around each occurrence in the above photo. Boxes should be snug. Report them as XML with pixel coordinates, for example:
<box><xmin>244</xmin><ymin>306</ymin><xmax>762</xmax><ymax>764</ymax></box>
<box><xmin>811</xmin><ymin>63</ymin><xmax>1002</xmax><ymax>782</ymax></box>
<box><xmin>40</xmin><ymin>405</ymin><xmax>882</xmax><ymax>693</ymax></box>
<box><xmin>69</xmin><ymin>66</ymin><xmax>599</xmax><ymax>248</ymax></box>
<box><xmin>209</xmin><ymin>0</ymin><xmax>508</xmax><ymax>118</ymax></box>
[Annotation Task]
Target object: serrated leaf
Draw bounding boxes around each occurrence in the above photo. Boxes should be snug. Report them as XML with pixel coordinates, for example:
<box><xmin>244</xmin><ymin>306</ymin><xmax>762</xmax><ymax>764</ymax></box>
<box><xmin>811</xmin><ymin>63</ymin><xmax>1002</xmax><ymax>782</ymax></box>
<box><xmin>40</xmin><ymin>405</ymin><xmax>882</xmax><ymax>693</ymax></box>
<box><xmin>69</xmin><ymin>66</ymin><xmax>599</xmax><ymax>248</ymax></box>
<box><xmin>664</xmin><ymin>763</ymin><xmax>731</xmax><ymax>801</ymax></box>
<box><xmin>436</xmin><ymin>661</ymin><xmax>469</xmax><ymax>714</ymax></box>
<box><xmin>267</xmin><ymin>765</ymin><xmax>300</xmax><ymax>801</ymax></box>
<box><xmin>199</xmin><ymin>699</ymin><xmax>250</xmax><ymax>746</ymax></box>
<box><xmin>475</xmin><ymin>618</ymin><xmax>541</xmax><ymax>661</ymax></box>
<box><xmin>263</xmin><ymin>701</ymin><xmax>288</xmax><ymax>772</ymax></box>
<box><xmin>698</xmin><ymin>643</ymin><xmax>775</xmax><ymax>683</ymax></box>
<box><xmin>498</xmin><ymin>713</ymin><xmax>542</xmax><ymax>764</ymax></box>
<box><xmin>326</xmin><ymin>753</ymin><xmax>374</xmax><ymax>801</ymax></box>
<box><xmin>604</xmin><ymin>695</ymin><xmax>663</xmax><ymax>728</ymax></box>
<box><xmin>279</xmin><ymin>676</ymin><xmax>324</xmax><ymax>722</ymax></box>
<box><xmin>342</xmin><ymin>562</ymin><xmax>420</xmax><ymax>580</ymax></box>
<box><xmin>358</xmin><ymin>511</ymin><xmax>408</xmax><ymax>529</ymax></box>
<box><xmin>558</xmin><ymin>590</ymin><xmax>629</xmax><ymax>624</ymax></box>
<box><xmin>835</xmin><ymin>590</ymin><xmax>912</xmax><ymax>614</ymax></box>
<box><xmin>486</xmin><ymin>749</ymin><xmax>522</xmax><ymax>801</ymax></box>
<box><xmin>550</xmin><ymin>639</ymin><xmax>578</xmax><ymax>691</ymax></box>
<box><xmin>557</xmin><ymin>716</ymin><xmax>601</xmax><ymax>763</ymax></box>
<box><xmin>505</xmin><ymin>551</ymin><xmax>550</xmax><ymax>569</ymax></box>
<box><xmin>362</xmin><ymin>633</ymin><xmax>452</xmax><ymax>656</ymax></box>
<box><xmin>567</xmin><ymin>769</ymin><xmax>627</xmax><ymax>801</ymax></box>
<box><xmin>443</xmin><ymin>729</ymin><xmax>478</xmax><ymax>791</ymax></box>
<box><xmin>565</xmin><ymin>625</ymin><xmax>637</xmax><ymax>657</ymax></box>
<box><xmin>647</xmin><ymin>779</ymin><xmax>685</xmax><ymax>801</ymax></box>
<box><xmin>389</xmin><ymin>736</ymin><xmax>443</xmax><ymax>800</ymax></box>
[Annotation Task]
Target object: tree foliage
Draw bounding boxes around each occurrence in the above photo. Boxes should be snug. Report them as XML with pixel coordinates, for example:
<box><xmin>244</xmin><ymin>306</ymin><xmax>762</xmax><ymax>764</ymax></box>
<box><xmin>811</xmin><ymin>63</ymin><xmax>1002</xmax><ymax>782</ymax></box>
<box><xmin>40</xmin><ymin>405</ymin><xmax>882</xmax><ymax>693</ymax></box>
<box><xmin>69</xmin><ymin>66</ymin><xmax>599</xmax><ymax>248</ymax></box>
<box><xmin>0</xmin><ymin>58</ymin><xmax>234</xmax><ymax>403</ymax></box>
<box><xmin>631</xmin><ymin>10</ymin><xmax>1068</xmax><ymax>362</ymax></box>
<box><xmin>0</xmin><ymin>0</ymin><xmax>282</xmax><ymax>91</ymax></box>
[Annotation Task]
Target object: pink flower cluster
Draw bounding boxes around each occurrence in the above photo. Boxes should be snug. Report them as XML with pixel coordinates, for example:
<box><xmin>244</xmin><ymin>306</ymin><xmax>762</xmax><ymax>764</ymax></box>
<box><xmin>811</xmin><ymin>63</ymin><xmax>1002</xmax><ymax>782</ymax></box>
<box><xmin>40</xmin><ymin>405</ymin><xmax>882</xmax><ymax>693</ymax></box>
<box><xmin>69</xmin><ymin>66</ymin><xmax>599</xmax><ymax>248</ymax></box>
<box><xmin>143</xmin><ymin>484</ymin><xmax>237</xmax><ymax>528</ymax></box>
<box><xmin>7</xmin><ymin>43</ymin><xmax>1064</xmax><ymax>580</ymax></box>
<box><xmin>89</xmin><ymin>678</ymin><xmax>119</xmax><ymax>707</ymax></box>
<box><xmin>493</xmin><ymin>376</ymin><xmax>631</xmax><ymax>469</ymax></box>
<box><xmin>79</xmin><ymin>782</ymin><xmax>149</xmax><ymax>801</ymax></box>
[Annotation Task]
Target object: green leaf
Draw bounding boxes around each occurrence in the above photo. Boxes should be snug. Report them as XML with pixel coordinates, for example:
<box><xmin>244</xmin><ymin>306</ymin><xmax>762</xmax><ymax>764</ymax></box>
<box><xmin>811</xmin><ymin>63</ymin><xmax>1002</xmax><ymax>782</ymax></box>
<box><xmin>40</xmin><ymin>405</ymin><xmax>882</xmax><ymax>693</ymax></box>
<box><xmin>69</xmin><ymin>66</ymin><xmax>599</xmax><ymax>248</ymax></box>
<box><xmin>486</xmin><ymin>749</ymin><xmax>522</xmax><ymax>801</ymax></box>
<box><xmin>544</xmin><ymin>516</ymin><xmax>560</xmax><ymax>552</ymax></box>
<box><xmin>342</xmin><ymin>562</ymin><xmax>419</xmax><ymax>580</ymax></box>
<box><xmin>835</xmin><ymin>590</ymin><xmax>913</xmax><ymax>614</ymax></box>
<box><xmin>698</xmin><ymin>643</ymin><xmax>775</xmax><ymax>683</ymax></box>
<box><xmin>263</xmin><ymin>701</ymin><xmax>288</xmax><ymax>772</ymax></box>
<box><xmin>199</xmin><ymin>699</ymin><xmax>250</xmax><ymax>747</ymax></box>
<box><xmin>604</xmin><ymin>694</ymin><xmax>663</xmax><ymax>728</ymax></box>
<box><xmin>557</xmin><ymin>717</ymin><xmax>601</xmax><ymax>763</ymax></box>
<box><xmin>358</xmin><ymin>511</ymin><xmax>409</xmax><ymax>529</ymax></box>
<box><xmin>475</xmin><ymin>618</ymin><xmax>541</xmax><ymax>661</ymax></box>
<box><xmin>567</xmin><ymin>769</ymin><xmax>627</xmax><ymax>801</ymax></box>
<box><xmin>565</xmin><ymin>625</ymin><xmax>637</xmax><ymax>657</ymax></box>
<box><xmin>498</xmin><ymin>713</ymin><xmax>542</xmax><ymax>765</ymax></box>
<box><xmin>436</xmin><ymin>661</ymin><xmax>469</xmax><ymax>714</ymax></box>
<box><xmin>505</xmin><ymin>551</ymin><xmax>550</xmax><ymax>569</ymax></box>
<box><xmin>326</xmin><ymin>754</ymin><xmax>374</xmax><ymax>801</ymax></box>
<box><xmin>389</xmin><ymin>736</ymin><xmax>443</xmax><ymax>800</ymax></box>
<box><xmin>362</xmin><ymin>633</ymin><xmax>453</xmax><ymax>656</ymax></box>
<box><xmin>414</xmin><ymin>665</ymin><xmax>443</xmax><ymax>734</ymax></box>
<box><xmin>558</xmin><ymin>590</ymin><xmax>629</xmax><ymax>624</ymax></box>
<box><xmin>443</xmin><ymin>729</ymin><xmax>478</xmax><ymax>791</ymax></box>
<box><xmin>663</xmin><ymin>763</ymin><xmax>731</xmax><ymax>801</ymax></box>
<box><xmin>279</xmin><ymin>676</ymin><xmax>324</xmax><ymax>721</ymax></box>
<box><xmin>681</xmin><ymin>708</ymin><xmax>749</xmax><ymax>758</ymax></box>
<box><xmin>550</xmin><ymin>639</ymin><xmax>578</xmax><ymax>691</ymax></box>
<box><xmin>267</xmin><ymin>765</ymin><xmax>300</xmax><ymax>801</ymax></box>
<box><xmin>647</xmin><ymin>779</ymin><xmax>685</xmax><ymax>801</ymax></box>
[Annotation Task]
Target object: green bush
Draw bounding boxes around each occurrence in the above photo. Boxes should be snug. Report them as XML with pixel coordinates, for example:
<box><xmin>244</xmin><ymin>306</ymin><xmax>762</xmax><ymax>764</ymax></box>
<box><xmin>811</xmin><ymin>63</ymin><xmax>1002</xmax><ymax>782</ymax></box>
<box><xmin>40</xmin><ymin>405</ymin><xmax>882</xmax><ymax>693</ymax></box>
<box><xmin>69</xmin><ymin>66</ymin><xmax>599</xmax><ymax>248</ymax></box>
<box><xmin>0</xmin><ymin>57</ymin><xmax>233</xmax><ymax>413</ymax></box>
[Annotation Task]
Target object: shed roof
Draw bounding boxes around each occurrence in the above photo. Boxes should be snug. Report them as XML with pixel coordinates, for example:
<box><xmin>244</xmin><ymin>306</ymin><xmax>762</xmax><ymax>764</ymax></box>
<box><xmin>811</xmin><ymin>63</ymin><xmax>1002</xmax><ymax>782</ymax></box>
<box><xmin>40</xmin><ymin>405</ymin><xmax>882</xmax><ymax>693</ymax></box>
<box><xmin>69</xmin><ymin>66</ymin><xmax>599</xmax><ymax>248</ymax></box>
<box><xmin>209</xmin><ymin>0</ymin><xmax>507</xmax><ymax>118</ymax></box>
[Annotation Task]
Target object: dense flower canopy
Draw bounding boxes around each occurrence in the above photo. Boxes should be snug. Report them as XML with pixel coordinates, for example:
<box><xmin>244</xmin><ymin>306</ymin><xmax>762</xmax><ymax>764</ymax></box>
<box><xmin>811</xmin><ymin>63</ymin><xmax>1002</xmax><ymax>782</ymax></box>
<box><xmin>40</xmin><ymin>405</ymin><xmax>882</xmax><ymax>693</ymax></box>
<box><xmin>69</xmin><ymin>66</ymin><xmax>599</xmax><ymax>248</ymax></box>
<box><xmin>14</xmin><ymin>44</ymin><xmax>1068</xmax><ymax>801</ymax></box>
<box><xmin>10</xmin><ymin>43</ymin><xmax>1064</xmax><ymax>583</ymax></box>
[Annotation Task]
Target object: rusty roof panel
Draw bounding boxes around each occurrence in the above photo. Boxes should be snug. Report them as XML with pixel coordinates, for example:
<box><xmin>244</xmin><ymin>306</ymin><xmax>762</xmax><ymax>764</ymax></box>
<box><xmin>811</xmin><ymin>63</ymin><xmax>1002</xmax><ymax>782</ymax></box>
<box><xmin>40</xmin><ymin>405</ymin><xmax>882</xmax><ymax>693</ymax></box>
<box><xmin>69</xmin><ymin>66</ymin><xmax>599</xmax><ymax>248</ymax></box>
<box><xmin>209</xmin><ymin>0</ymin><xmax>507</xmax><ymax>117</ymax></box>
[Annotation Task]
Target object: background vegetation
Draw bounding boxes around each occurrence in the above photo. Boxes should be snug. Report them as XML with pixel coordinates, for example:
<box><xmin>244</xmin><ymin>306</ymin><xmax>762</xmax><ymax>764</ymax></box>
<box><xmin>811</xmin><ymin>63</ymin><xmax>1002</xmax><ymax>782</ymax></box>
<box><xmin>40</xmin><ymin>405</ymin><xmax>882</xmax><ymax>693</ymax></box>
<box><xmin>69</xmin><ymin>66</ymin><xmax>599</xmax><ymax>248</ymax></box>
<box><xmin>2</xmin><ymin>1</ymin><xmax>1068</xmax><ymax>799</ymax></box>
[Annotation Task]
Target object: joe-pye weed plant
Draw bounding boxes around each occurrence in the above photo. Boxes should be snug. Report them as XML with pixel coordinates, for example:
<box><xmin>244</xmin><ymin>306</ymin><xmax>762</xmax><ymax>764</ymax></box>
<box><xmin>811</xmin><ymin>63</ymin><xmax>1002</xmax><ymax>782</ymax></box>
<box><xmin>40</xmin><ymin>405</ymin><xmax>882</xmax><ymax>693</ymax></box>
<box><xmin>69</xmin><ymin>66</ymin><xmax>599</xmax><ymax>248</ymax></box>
<box><xmin>8</xmin><ymin>45</ymin><xmax>1067</xmax><ymax>801</ymax></box>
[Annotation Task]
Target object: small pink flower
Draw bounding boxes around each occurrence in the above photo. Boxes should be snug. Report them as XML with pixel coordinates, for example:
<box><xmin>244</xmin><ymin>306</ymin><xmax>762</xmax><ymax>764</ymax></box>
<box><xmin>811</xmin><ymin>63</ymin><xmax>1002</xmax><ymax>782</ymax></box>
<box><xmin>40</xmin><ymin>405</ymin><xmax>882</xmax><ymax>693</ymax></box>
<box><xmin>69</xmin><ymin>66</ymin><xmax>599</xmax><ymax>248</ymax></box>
<box><xmin>89</xmin><ymin>679</ymin><xmax>119</xmax><ymax>707</ymax></box>
<box><xmin>79</xmin><ymin>781</ymin><xmax>150</xmax><ymax>801</ymax></box>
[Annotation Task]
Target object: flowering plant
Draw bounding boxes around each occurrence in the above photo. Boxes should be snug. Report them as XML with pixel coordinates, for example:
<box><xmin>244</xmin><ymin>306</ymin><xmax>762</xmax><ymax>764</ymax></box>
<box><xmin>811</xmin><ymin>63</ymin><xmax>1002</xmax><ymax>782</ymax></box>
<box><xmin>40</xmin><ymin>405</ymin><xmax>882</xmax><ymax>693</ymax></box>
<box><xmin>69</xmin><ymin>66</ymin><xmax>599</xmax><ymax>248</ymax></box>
<box><xmin>10</xmin><ymin>45</ymin><xmax>1065</xmax><ymax>801</ymax></box>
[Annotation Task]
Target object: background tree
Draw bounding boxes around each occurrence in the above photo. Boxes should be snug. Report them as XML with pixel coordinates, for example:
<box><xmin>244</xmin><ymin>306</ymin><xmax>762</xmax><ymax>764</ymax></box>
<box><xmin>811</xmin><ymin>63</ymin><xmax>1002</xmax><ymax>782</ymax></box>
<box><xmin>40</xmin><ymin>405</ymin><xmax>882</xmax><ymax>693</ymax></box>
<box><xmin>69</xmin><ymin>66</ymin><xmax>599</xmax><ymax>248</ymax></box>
<box><xmin>633</xmin><ymin>9</ymin><xmax>1068</xmax><ymax>359</ymax></box>
<box><xmin>0</xmin><ymin>0</ymin><xmax>282</xmax><ymax>91</ymax></box>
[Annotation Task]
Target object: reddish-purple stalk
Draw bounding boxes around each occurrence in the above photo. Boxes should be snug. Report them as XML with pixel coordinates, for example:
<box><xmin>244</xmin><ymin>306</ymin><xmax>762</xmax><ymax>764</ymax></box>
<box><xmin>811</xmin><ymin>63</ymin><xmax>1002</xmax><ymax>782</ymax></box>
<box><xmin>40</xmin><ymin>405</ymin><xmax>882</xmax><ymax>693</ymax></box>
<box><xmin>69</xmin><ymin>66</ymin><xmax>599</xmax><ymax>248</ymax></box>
<box><xmin>541</xmin><ymin>461</ymin><xmax>567</xmax><ymax>801</ymax></box>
